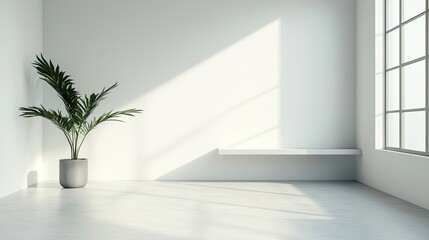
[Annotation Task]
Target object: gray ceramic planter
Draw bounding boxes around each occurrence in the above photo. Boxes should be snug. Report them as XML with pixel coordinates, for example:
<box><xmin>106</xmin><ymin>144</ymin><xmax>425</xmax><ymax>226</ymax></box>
<box><xmin>59</xmin><ymin>159</ymin><xmax>88</xmax><ymax>188</ymax></box>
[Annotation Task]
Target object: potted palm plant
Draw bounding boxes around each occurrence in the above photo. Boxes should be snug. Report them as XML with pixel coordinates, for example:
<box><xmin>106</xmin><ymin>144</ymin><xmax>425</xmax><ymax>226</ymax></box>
<box><xmin>20</xmin><ymin>55</ymin><xmax>142</xmax><ymax>188</ymax></box>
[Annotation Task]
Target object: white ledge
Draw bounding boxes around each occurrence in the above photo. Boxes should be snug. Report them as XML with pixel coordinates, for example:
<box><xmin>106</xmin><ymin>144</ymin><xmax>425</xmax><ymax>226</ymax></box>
<box><xmin>218</xmin><ymin>148</ymin><xmax>362</xmax><ymax>156</ymax></box>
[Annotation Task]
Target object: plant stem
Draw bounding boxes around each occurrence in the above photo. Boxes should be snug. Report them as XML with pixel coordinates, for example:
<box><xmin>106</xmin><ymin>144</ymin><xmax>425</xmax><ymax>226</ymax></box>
<box><xmin>70</xmin><ymin>130</ymin><xmax>78</xmax><ymax>159</ymax></box>
<box><xmin>61</xmin><ymin>130</ymin><xmax>74</xmax><ymax>159</ymax></box>
<box><xmin>76</xmin><ymin>133</ymin><xmax>89</xmax><ymax>159</ymax></box>
<box><xmin>74</xmin><ymin>130</ymin><xmax>79</xmax><ymax>159</ymax></box>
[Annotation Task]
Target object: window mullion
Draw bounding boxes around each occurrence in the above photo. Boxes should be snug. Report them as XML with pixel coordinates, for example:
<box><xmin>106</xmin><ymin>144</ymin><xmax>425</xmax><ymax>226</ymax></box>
<box><xmin>385</xmin><ymin>0</ymin><xmax>388</xmax><ymax>149</ymax></box>
<box><xmin>425</xmin><ymin>0</ymin><xmax>429</xmax><ymax>153</ymax></box>
<box><xmin>399</xmin><ymin>0</ymin><xmax>403</xmax><ymax>149</ymax></box>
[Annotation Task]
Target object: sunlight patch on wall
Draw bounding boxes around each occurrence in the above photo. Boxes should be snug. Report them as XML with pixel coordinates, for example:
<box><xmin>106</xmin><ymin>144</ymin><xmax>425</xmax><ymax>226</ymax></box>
<box><xmin>92</xmin><ymin>19</ymin><xmax>282</xmax><ymax>179</ymax></box>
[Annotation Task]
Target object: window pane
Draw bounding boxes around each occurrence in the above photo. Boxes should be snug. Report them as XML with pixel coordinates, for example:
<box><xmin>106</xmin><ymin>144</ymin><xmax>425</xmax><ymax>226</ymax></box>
<box><xmin>403</xmin><ymin>60</ymin><xmax>426</xmax><ymax>109</ymax></box>
<box><xmin>387</xmin><ymin>69</ymin><xmax>400</xmax><ymax>111</ymax></box>
<box><xmin>402</xmin><ymin>111</ymin><xmax>426</xmax><ymax>151</ymax></box>
<box><xmin>387</xmin><ymin>0</ymin><xmax>400</xmax><ymax>29</ymax></box>
<box><xmin>403</xmin><ymin>16</ymin><xmax>426</xmax><ymax>63</ymax></box>
<box><xmin>387</xmin><ymin>113</ymin><xmax>400</xmax><ymax>148</ymax></box>
<box><xmin>387</xmin><ymin>29</ymin><xmax>400</xmax><ymax>68</ymax></box>
<box><xmin>402</xmin><ymin>0</ymin><xmax>426</xmax><ymax>22</ymax></box>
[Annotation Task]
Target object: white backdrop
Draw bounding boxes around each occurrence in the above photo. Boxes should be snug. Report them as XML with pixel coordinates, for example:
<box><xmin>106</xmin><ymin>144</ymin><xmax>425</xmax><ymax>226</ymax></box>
<box><xmin>42</xmin><ymin>0</ymin><xmax>356</xmax><ymax>180</ymax></box>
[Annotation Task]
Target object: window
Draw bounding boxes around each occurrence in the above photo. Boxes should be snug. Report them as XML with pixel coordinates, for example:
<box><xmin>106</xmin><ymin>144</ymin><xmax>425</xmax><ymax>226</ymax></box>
<box><xmin>385</xmin><ymin>0</ymin><xmax>428</xmax><ymax>155</ymax></box>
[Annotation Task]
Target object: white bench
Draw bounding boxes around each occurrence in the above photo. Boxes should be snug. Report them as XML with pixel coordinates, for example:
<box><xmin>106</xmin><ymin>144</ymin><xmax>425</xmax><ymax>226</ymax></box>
<box><xmin>218</xmin><ymin>148</ymin><xmax>362</xmax><ymax>156</ymax></box>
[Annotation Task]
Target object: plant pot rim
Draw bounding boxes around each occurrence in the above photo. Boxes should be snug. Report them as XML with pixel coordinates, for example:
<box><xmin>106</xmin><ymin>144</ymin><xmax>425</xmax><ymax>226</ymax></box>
<box><xmin>60</xmin><ymin>158</ymin><xmax>88</xmax><ymax>161</ymax></box>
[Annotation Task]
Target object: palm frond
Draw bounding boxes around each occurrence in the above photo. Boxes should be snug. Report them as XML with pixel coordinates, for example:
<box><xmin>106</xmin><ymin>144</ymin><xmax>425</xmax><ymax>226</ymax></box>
<box><xmin>33</xmin><ymin>54</ymin><xmax>80</xmax><ymax>117</ymax></box>
<box><xmin>19</xmin><ymin>105</ymin><xmax>73</xmax><ymax>132</ymax></box>
<box><xmin>83</xmin><ymin>108</ymin><xmax>142</xmax><ymax>134</ymax></box>
<box><xmin>77</xmin><ymin>82</ymin><xmax>118</xmax><ymax>122</ymax></box>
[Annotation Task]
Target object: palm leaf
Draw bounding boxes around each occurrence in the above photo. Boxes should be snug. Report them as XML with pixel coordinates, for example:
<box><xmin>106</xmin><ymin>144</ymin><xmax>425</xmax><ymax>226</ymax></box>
<box><xmin>83</xmin><ymin>108</ymin><xmax>142</xmax><ymax>134</ymax></box>
<box><xmin>19</xmin><ymin>105</ymin><xmax>74</xmax><ymax>132</ymax></box>
<box><xmin>33</xmin><ymin>54</ymin><xmax>80</xmax><ymax>117</ymax></box>
<box><xmin>77</xmin><ymin>82</ymin><xmax>119</xmax><ymax>123</ymax></box>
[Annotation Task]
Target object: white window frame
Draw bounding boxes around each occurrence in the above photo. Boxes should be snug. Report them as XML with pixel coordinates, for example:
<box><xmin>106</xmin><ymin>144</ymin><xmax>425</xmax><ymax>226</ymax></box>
<box><xmin>384</xmin><ymin>0</ymin><xmax>429</xmax><ymax>156</ymax></box>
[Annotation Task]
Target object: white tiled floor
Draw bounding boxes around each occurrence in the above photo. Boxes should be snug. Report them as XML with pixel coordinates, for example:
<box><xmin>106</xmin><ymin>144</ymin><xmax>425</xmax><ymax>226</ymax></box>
<box><xmin>0</xmin><ymin>181</ymin><xmax>428</xmax><ymax>240</ymax></box>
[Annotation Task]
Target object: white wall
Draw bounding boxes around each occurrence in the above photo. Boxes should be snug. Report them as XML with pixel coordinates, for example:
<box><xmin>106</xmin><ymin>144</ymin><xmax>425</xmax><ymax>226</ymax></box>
<box><xmin>356</xmin><ymin>0</ymin><xmax>429</xmax><ymax>210</ymax></box>
<box><xmin>43</xmin><ymin>0</ymin><xmax>356</xmax><ymax>180</ymax></box>
<box><xmin>0</xmin><ymin>0</ymin><xmax>43</xmax><ymax>198</ymax></box>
